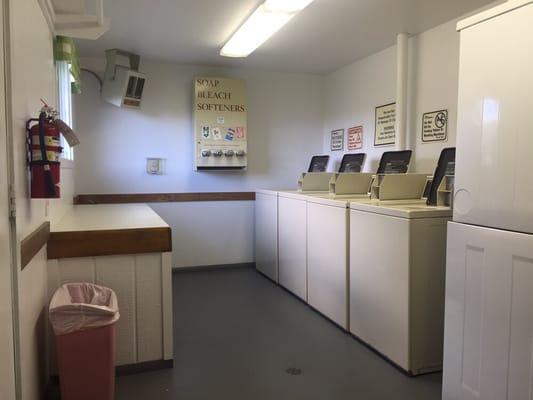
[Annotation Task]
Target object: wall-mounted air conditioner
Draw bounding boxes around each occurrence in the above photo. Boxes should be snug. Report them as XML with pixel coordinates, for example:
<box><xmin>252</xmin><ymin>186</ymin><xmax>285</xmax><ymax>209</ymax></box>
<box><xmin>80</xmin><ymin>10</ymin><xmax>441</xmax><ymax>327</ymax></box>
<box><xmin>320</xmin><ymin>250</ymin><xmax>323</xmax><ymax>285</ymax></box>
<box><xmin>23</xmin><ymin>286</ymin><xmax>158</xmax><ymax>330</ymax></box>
<box><xmin>102</xmin><ymin>49</ymin><xmax>147</xmax><ymax>109</ymax></box>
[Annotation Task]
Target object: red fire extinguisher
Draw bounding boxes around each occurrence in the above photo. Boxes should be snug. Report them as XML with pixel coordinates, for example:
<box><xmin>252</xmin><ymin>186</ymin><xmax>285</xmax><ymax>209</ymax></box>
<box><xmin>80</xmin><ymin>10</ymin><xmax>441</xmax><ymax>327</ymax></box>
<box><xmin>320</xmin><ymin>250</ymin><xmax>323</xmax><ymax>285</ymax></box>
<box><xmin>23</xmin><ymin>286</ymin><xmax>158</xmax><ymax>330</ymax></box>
<box><xmin>27</xmin><ymin>104</ymin><xmax>63</xmax><ymax>198</ymax></box>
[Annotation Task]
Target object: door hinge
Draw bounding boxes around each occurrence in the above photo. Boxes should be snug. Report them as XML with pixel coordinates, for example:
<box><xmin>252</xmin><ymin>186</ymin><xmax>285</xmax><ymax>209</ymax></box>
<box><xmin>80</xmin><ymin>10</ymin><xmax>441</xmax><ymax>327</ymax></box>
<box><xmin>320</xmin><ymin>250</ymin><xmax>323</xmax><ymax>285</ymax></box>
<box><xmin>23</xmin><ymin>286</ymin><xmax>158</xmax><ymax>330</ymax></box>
<box><xmin>8</xmin><ymin>184</ymin><xmax>16</xmax><ymax>219</ymax></box>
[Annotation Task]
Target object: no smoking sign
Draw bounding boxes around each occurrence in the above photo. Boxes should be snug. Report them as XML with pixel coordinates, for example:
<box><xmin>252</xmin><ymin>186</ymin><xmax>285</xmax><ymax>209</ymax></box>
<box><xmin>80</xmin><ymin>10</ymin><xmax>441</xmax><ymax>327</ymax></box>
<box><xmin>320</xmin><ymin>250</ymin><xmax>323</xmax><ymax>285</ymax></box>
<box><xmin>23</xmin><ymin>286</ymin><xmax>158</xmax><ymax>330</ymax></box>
<box><xmin>422</xmin><ymin>110</ymin><xmax>448</xmax><ymax>143</ymax></box>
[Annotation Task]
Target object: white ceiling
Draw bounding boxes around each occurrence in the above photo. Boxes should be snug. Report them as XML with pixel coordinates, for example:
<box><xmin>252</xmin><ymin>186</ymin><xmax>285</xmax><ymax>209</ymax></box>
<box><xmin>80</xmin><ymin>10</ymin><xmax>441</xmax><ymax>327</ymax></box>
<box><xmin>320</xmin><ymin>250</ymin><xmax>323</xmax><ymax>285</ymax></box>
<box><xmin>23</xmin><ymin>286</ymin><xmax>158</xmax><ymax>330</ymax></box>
<box><xmin>75</xmin><ymin>0</ymin><xmax>498</xmax><ymax>74</ymax></box>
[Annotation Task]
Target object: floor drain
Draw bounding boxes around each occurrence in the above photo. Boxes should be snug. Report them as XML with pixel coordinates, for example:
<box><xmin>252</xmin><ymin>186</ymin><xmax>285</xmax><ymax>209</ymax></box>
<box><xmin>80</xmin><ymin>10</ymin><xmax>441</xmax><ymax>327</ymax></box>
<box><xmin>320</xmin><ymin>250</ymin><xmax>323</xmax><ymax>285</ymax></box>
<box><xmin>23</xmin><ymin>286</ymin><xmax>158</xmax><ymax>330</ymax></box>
<box><xmin>285</xmin><ymin>367</ymin><xmax>302</xmax><ymax>376</ymax></box>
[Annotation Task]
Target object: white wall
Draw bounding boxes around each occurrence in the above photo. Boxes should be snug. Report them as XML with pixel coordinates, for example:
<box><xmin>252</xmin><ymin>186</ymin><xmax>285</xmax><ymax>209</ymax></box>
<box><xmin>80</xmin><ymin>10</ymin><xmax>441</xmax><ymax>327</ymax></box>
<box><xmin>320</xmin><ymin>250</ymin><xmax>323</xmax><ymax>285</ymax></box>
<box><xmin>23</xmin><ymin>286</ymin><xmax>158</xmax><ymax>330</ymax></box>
<box><xmin>408</xmin><ymin>20</ymin><xmax>460</xmax><ymax>173</ymax></box>
<box><xmin>323</xmin><ymin>46</ymin><xmax>397</xmax><ymax>173</ymax></box>
<box><xmin>8</xmin><ymin>0</ymin><xmax>76</xmax><ymax>397</ymax></box>
<box><xmin>323</xmin><ymin>20</ymin><xmax>460</xmax><ymax>174</ymax></box>
<box><xmin>74</xmin><ymin>59</ymin><xmax>324</xmax><ymax>268</ymax></box>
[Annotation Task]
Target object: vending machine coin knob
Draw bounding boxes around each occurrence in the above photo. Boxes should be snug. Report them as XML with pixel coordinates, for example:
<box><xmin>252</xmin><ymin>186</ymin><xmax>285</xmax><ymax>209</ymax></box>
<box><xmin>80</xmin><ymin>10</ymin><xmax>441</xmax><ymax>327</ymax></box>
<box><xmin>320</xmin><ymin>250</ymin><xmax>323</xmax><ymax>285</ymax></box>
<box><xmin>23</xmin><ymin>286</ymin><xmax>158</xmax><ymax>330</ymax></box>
<box><xmin>201</xmin><ymin>150</ymin><xmax>211</xmax><ymax>157</ymax></box>
<box><xmin>236</xmin><ymin>150</ymin><xmax>246</xmax><ymax>157</ymax></box>
<box><xmin>213</xmin><ymin>150</ymin><xmax>223</xmax><ymax>157</ymax></box>
<box><xmin>224</xmin><ymin>150</ymin><xmax>235</xmax><ymax>157</ymax></box>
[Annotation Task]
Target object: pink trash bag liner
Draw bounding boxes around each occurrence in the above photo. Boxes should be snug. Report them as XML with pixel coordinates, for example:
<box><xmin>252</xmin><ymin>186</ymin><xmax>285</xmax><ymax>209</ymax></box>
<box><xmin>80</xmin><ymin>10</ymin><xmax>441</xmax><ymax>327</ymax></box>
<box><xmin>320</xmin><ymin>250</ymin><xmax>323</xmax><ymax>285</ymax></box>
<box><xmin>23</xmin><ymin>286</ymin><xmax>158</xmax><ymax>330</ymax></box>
<box><xmin>49</xmin><ymin>283</ymin><xmax>120</xmax><ymax>335</ymax></box>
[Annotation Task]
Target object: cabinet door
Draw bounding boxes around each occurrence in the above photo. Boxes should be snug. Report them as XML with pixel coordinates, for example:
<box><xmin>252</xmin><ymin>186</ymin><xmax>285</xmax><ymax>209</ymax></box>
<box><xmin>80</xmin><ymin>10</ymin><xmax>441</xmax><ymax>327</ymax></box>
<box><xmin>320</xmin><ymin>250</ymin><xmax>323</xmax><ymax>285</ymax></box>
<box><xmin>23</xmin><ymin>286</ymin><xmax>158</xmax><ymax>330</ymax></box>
<box><xmin>443</xmin><ymin>222</ymin><xmax>533</xmax><ymax>400</ymax></box>
<box><xmin>255</xmin><ymin>193</ymin><xmax>278</xmax><ymax>282</ymax></box>
<box><xmin>307</xmin><ymin>203</ymin><xmax>348</xmax><ymax>328</ymax></box>
<box><xmin>278</xmin><ymin>197</ymin><xmax>307</xmax><ymax>301</ymax></box>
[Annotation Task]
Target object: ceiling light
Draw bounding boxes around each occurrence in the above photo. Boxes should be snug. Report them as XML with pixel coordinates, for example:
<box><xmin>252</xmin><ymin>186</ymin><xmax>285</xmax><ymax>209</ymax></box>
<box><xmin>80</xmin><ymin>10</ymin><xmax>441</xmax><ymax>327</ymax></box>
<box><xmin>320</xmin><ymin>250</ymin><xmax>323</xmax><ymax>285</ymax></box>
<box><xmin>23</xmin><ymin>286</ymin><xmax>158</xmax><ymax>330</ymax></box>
<box><xmin>264</xmin><ymin>0</ymin><xmax>314</xmax><ymax>13</ymax></box>
<box><xmin>220</xmin><ymin>0</ymin><xmax>313</xmax><ymax>58</ymax></box>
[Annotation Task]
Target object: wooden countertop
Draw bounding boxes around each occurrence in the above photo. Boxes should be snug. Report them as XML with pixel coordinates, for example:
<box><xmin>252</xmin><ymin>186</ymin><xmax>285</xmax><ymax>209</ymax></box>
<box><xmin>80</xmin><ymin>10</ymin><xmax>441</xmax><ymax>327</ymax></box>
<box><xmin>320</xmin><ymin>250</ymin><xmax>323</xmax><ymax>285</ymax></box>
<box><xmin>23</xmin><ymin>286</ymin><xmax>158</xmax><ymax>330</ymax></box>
<box><xmin>52</xmin><ymin>204</ymin><xmax>169</xmax><ymax>232</ymax></box>
<box><xmin>48</xmin><ymin>204</ymin><xmax>172</xmax><ymax>259</ymax></box>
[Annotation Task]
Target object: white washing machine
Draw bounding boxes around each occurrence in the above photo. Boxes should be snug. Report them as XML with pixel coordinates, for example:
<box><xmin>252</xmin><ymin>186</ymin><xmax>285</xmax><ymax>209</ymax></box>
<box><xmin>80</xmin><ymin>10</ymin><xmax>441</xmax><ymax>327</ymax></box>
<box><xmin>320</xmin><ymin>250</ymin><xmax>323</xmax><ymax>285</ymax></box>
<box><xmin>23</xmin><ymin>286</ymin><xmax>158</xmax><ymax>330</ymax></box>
<box><xmin>278</xmin><ymin>189</ymin><xmax>332</xmax><ymax>301</ymax></box>
<box><xmin>277</xmin><ymin>156</ymin><xmax>417</xmax><ymax>304</ymax></box>
<box><xmin>349</xmin><ymin>201</ymin><xmax>451</xmax><ymax>375</ymax></box>
<box><xmin>255</xmin><ymin>190</ymin><xmax>279</xmax><ymax>282</ymax></box>
<box><xmin>305</xmin><ymin>173</ymin><xmax>375</xmax><ymax>328</ymax></box>
<box><xmin>306</xmin><ymin>194</ymin><xmax>371</xmax><ymax>329</ymax></box>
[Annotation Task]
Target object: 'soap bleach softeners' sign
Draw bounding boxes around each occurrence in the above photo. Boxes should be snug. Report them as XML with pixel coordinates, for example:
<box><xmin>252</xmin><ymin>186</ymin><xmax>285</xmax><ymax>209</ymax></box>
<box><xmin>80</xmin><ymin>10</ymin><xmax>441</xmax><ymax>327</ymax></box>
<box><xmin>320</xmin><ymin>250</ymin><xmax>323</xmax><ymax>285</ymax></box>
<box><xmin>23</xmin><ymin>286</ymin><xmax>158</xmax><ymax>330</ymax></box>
<box><xmin>194</xmin><ymin>77</ymin><xmax>248</xmax><ymax>170</ymax></box>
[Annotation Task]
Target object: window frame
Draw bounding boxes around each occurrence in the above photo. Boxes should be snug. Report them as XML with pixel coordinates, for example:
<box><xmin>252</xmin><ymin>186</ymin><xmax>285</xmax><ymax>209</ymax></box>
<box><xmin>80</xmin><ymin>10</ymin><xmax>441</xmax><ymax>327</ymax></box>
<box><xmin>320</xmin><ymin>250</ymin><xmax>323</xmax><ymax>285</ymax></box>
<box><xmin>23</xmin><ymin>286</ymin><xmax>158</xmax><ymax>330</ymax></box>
<box><xmin>56</xmin><ymin>60</ymin><xmax>74</xmax><ymax>166</ymax></box>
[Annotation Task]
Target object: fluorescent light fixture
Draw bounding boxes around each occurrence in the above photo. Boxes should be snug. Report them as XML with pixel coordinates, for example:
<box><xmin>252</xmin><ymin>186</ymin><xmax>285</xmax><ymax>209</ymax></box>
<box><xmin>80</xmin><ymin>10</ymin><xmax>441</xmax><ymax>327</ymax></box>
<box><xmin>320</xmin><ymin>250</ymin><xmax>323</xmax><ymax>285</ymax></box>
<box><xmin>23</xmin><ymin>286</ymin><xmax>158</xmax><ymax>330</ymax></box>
<box><xmin>220</xmin><ymin>0</ymin><xmax>313</xmax><ymax>58</ymax></box>
<box><xmin>264</xmin><ymin>0</ymin><xmax>314</xmax><ymax>13</ymax></box>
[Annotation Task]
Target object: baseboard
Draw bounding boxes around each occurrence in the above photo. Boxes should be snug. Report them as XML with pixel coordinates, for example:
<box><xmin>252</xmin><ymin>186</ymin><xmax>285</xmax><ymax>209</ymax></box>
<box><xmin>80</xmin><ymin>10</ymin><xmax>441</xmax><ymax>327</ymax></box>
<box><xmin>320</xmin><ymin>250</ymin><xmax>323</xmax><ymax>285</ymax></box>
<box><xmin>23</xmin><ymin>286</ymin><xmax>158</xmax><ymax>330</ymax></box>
<box><xmin>116</xmin><ymin>359</ymin><xmax>174</xmax><ymax>376</ymax></box>
<box><xmin>173</xmin><ymin>262</ymin><xmax>255</xmax><ymax>272</ymax></box>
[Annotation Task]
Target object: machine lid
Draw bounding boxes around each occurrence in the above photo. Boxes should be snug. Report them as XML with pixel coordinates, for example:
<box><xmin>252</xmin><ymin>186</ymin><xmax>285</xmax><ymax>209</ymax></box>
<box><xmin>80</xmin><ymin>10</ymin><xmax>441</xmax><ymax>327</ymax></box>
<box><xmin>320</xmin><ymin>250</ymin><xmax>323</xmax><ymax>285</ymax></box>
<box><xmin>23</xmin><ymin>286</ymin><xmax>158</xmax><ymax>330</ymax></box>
<box><xmin>427</xmin><ymin>147</ymin><xmax>456</xmax><ymax>206</ymax></box>
<box><xmin>278</xmin><ymin>190</ymin><xmax>330</xmax><ymax>200</ymax></box>
<box><xmin>295</xmin><ymin>192</ymin><xmax>371</xmax><ymax>207</ymax></box>
<box><xmin>377</xmin><ymin>150</ymin><xmax>412</xmax><ymax>174</ymax></box>
<box><xmin>308</xmin><ymin>155</ymin><xmax>330</xmax><ymax>173</ymax></box>
<box><xmin>350</xmin><ymin>201</ymin><xmax>452</xmax><ymax>219</ymax></box>
<box><xmin>339</xmin><ymin>153</ymin><xmax>366</xmax><ymax>173</ymax></box>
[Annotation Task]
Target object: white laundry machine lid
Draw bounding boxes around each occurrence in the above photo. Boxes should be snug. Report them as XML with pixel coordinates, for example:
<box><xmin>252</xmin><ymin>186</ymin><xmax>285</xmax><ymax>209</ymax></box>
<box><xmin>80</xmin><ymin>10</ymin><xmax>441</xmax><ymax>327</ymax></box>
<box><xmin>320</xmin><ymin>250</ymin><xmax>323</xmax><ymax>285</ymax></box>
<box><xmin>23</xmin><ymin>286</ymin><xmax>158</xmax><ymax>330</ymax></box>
<box><xmin>350</xmin><ymin>202</ymin><xmax>452</xmax><ymax>219</ymax></box>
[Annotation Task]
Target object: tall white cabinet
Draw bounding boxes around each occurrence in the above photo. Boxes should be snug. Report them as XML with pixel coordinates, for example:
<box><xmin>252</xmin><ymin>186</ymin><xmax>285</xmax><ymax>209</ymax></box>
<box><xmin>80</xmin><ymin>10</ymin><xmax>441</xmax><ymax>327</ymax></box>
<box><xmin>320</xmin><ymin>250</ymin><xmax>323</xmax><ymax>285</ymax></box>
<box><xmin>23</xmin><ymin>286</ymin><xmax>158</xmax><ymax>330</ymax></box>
<box><xmin>444</xmin><ymin>222</ymin><xmax>533</xmax><ymax>400</ymax></box>
<box><xmin>453</xmin><ymin>0</ymin><xmax>533</xmax><ymax>233</ymax></box>
<box><xmin>255</xmin><ymin>190</ymin><xmax>278</xmax><ymax>282</ymax></box>
<box><xmin>443</xmin><ymin>1</ymin><xmax>533</xmax><ymax>398</ymax></box>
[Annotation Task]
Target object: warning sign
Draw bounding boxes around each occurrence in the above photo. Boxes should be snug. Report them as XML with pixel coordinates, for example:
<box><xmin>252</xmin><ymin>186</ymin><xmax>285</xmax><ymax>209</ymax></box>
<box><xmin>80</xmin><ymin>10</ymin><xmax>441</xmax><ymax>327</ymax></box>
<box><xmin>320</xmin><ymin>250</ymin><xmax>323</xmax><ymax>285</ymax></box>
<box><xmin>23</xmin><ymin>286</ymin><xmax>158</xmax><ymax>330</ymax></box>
<box><xmin>374</xmin><ymin>103</ymin><xmax>396</xmax><ymax>146</ymax></box>
<box><xmin>348</xmin><ymin>126</ymin><xmax>363</xmax><ymax>150</ymax></box>
<box><xmin>422</xmin><ymin>110</ymin><xmax>448</xmax><ymax>143</ymax></box>
<box><xmin>330</xmin><ymin>129</ymin><xmax>344</xmax><ymax>151</ymax></box>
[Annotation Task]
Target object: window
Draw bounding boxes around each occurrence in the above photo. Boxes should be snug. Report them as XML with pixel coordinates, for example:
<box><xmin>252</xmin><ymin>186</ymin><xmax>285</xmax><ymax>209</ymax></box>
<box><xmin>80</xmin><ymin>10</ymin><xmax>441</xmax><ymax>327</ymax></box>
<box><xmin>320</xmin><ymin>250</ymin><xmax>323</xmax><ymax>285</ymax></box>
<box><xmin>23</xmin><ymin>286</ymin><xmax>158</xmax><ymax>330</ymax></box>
<box><xmin>56</xmin><ymin>60</ymin><xmax>74</xmax><ymax>160</ymax></box>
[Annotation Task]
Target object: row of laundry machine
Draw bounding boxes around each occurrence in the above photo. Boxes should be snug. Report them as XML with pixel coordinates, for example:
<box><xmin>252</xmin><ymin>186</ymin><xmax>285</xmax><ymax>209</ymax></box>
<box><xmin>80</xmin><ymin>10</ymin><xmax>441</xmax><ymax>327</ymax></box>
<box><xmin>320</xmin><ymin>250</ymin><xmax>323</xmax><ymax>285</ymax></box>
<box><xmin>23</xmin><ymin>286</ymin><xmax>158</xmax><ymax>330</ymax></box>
<box><xmin>255</xmin><ymin>148</ymin><xmax>455</xmax><ymax>376</ymax></box>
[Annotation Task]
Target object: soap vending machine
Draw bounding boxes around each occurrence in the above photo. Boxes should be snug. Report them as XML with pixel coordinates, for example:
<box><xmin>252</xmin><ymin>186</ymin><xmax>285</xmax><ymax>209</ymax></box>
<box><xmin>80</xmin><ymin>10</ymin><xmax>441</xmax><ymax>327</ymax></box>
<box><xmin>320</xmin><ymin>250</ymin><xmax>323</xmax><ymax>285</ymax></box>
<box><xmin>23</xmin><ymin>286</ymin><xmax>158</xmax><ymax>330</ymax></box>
<box><xmin>193</xmin><ymin>77</ymin><xmax>247</xmax><ymax>170</ymax></box>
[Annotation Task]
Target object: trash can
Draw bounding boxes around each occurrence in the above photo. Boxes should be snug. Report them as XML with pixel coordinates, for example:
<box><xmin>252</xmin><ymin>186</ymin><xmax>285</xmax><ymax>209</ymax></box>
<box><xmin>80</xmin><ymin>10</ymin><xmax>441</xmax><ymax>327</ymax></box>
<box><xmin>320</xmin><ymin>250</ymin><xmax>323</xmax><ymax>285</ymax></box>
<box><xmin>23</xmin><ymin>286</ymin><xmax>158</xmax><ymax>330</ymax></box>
<box><xmin>49</xmin><ymin>283</ymin><xmax>120</xmax><ymax>400</ymax></box>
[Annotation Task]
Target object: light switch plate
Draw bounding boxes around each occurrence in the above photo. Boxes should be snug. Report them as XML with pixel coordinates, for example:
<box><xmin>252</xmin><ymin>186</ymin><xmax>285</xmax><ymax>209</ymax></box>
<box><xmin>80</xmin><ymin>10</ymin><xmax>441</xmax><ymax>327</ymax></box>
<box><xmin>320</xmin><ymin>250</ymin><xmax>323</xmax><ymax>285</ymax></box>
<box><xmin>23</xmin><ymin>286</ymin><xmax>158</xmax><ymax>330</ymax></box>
<box><xmin>146</xmin><ymin>158</ymin><xmax>165</xmax><ymax>175</ymax></box>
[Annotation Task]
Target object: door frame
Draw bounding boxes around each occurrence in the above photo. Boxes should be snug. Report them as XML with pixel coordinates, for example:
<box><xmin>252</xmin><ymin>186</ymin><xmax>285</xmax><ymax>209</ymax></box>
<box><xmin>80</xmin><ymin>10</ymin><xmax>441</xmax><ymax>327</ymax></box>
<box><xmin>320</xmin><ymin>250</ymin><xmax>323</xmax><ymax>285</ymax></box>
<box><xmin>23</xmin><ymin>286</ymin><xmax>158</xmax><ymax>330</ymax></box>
<box><xmin>1</xmin><ymin>0</ymin><xmax>21</xmax><ymax>397</ymax></box>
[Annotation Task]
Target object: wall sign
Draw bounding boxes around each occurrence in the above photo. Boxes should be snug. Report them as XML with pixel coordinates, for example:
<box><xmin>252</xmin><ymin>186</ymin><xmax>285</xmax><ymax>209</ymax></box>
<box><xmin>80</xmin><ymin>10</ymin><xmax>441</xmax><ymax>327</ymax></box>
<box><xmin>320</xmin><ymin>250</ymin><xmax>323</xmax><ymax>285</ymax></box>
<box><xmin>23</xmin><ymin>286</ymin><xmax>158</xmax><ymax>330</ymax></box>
<box><xmin>348</xmin><ymin>126</ymin><xmax>363</xmax><ymax>150</ymax></box>
<box><xmin>422</xmin><ymin>110</ymin><xmax>448</xmax><ymax>143</ymax></box>
<box><xmin>374</xmin><ymin>103</ymin><xmax>396</xmax><ymax>146</ymax></box>
<box><xmin>194</xmin><ymin>77</ymin><xmax>247</xmax><ymax>170</ymax></box>
<box><xmin>331</xmin><ymin>129</ymin><xmax>345</xmax><ymax>151</ymax></box>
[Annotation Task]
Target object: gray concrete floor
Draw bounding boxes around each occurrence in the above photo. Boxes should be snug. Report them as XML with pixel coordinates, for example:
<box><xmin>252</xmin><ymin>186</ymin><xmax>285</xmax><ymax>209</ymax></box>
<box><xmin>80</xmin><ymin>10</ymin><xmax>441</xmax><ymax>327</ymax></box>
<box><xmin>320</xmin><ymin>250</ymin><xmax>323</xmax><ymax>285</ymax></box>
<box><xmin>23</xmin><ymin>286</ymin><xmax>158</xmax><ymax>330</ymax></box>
<box><xmin>115</xmin><ymin>266</ymin><xmax>443</xmax><ymax>400</ymax></box>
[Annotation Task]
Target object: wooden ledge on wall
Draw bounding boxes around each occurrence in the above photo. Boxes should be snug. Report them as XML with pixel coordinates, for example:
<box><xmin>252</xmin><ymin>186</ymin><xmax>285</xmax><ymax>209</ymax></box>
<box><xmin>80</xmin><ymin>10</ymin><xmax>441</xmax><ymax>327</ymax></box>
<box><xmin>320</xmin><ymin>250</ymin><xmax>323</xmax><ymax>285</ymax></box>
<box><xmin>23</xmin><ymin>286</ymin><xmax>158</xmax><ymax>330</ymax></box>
<box><xmin>20</xmin><ymin>221</ymin><xmax>51</xmax><ymax>270</ymax></box>
<box><xmin>47</xmin><ymin>227</ymin><xmax>172</xmax><ymax>260</ymax></box>
<box><xmin>74</xmin><ymin>192</ymin><xmax>256</xmax><ymax>205</ymax></box>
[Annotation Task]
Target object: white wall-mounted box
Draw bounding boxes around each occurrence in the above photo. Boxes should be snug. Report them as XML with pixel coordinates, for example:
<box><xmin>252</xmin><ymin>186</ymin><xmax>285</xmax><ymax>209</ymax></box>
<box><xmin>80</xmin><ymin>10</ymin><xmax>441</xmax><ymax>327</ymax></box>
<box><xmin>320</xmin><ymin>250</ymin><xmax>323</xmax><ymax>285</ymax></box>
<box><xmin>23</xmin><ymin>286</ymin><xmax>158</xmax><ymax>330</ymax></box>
<box><xmin>194</xmin><ymin>77</ymin><xmax>248</xmax><ymax>171</ymax></box>
<box><xmin>454</xmin><ymin>0</ymin><xmax>533</xmax><ymax>234</ymax></box>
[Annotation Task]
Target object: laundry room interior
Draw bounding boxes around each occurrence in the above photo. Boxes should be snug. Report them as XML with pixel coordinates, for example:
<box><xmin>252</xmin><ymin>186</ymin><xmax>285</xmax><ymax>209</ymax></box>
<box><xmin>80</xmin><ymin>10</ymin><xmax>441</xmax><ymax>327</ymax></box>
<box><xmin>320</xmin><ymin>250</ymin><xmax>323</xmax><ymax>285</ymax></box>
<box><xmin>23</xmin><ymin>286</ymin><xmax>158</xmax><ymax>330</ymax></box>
<box><xmin>0</xmin><ymin>0</ymin><xmax>531</xmax><ymax>399</ymax></box>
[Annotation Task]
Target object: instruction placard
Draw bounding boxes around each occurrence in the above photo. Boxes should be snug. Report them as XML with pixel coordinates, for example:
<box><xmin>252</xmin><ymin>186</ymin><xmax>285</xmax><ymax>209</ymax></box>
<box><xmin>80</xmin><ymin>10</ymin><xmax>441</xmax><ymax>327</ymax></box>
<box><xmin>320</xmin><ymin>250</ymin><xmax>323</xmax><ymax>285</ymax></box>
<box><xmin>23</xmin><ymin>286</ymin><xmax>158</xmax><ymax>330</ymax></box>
<box><xmin>331</xmin><ymin>129</ymin><xmax>345</xmax><ymax>151</ymax></box>
<box><xmin>374</xmin><ymin>103</ymin><xmax>396</xmax><ymax>146</ymax></box>
<box><xmin>422</xmin><ymin>110</ymin><xmax>448</xmax><ymax>143</ymax></box>
<box><xmin>348</xmin><ymin>126</ymin><xmax>363</xmax><ymax>150</ymax></box>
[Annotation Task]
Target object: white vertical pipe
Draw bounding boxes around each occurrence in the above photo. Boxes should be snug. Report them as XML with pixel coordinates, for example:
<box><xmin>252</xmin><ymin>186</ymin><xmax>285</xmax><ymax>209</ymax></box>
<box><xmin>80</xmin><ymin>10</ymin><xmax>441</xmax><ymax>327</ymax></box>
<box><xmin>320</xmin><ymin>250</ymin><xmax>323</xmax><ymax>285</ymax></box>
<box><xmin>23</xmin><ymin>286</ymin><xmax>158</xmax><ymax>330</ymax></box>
<box><xmin>395</xmin><ymin>32</ymin><xmax>409</xmax><ymax>151</ymax></box>
<box><xmin>96</xmin><ymin>0</ymin><xmax>105</xmax><ymax>26</ymax></box>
